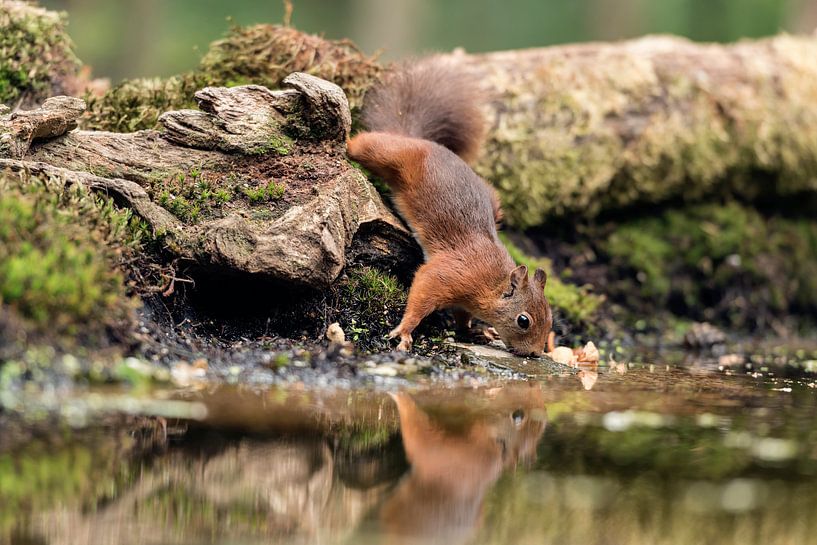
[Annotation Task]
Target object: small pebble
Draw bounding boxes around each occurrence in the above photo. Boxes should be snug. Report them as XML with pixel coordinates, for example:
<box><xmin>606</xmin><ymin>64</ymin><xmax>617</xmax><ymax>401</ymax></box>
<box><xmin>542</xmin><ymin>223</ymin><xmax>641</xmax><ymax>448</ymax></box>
<box><xmin>366</xmin><ymin>365</ymin><xmax>398</xmax><ymax>377</ymax></box>
<box><xmin>326</xmin><ymin>322</ymin><xmax>345</xmax><ymax>343</ymax></box>
<box><xmin>171</xmin><ymin>362</ymin><xmax>206</xmax><ymax>386</ymax></box>
<box><xmin>719</xmin><ymin>353</ymin><xmax>744</xmax><ymax>367</ymax></box>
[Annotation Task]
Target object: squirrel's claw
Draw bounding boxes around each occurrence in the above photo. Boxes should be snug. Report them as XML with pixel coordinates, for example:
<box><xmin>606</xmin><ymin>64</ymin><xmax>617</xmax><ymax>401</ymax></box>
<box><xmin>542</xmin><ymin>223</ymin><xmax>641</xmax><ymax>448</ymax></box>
<box><xmin>389</xmin><ymin>326</ymin><xmax>413</xmax><ymax>352</ymax></box>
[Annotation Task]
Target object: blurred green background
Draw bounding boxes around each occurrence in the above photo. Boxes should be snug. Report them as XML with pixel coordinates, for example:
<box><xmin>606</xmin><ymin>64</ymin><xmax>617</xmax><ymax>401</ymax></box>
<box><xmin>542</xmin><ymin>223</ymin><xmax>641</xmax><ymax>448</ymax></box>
<box><xmin>42</xmin><ymin>0</ymin><xmax>817</xmax><ymax>82</ymax></box>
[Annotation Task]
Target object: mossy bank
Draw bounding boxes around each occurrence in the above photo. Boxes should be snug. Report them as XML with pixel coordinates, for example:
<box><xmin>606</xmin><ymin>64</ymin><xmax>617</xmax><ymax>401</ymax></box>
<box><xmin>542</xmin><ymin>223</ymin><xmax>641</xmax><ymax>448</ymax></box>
<box><xmin>0</xmin><ymin>171</ymin><xmax>146</xmax><ymax>355</ymax></box>
<box><xmin>0</xmin><ymin>0</ymin><xmax>83</xmax><ymax>107</ymax></box>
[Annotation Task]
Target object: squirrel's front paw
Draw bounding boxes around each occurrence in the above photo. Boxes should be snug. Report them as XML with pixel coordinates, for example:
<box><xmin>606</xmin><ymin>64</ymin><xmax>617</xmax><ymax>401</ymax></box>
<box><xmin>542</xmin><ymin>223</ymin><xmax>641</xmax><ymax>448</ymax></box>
<box><xmin>389</xmin><ymin>327</ymin><xmax>413</xmax><ymax>352</ymax></box>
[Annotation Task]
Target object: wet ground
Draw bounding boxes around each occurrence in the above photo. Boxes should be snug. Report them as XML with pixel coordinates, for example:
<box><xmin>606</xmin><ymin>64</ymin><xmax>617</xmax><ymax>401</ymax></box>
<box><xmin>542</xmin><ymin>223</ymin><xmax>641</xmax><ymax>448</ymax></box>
<box><xmin>3</xmin><ymin>344</ymin><xmax>817</xmax><ymax>545</ymax></box>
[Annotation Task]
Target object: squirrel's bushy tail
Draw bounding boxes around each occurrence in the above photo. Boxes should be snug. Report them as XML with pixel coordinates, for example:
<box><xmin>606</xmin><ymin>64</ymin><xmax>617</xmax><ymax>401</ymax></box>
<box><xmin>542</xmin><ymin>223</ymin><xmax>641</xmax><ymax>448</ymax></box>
<box><xmin>361</xmin><ymin>58</ymin><xmax>486</xmax><ymax>163</ymax></box>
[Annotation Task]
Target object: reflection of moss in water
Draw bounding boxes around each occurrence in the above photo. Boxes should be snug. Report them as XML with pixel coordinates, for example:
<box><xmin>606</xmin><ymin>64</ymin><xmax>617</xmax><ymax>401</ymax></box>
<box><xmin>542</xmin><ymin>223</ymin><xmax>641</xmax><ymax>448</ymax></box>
<box><xmin>479</xmin><ymin>470</ymin><xmax>817</xmax><ymax>545</ymax></box>
<box><xmin>337</xmin><ymin>424</ymin><xmax>394</xmax><ymax>453</ymax></box>
<box><xmin>534</xmin><ymin>399</ymin><xmax>817</xmax><ymax>479</ymax></box>
<box><xmin>602</xmin><ymin>202</ymin><xmax>817</xmax><ymax>327</ymax></box>
<box><xmin>0</xmin><ymin>432</ymin><xmax>138</xmax><ymax>537</ymax></box>
<box><xmin>136</xmin><ymin>485</ymin><xmax>272</xmax><ymax>536</ymax></box>
<box><xmin>478</xmin><ymin>399</ymin><xmax>817</xmax><ymax>544</ymax></box>
<box><xmin>538</xmin><ymin>419</ymin><xmax>751</xmax><ymax>479</ymax></box>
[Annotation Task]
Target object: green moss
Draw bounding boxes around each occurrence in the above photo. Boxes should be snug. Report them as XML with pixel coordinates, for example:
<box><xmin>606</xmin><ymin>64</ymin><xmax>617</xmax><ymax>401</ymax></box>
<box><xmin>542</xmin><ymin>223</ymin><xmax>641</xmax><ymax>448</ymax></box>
<box><xmin>348</xmin><ymin>159</ymin><xmax>390</xmax><ymax>195</ymax></box>
<box><xmin>242</xmin><ymin>180</ymin><xmax>285</xmax><ymax>203</ymax></box>
<box><xmin>0</xmin><ymin>171</ymin><xmax>140</xmax><ymax>342</ymax></box>
<box><xmin>337</xmin><ymin>266</ymin><xmax>407</xmax><ymax>349</ymax></box>
<box><xmin>500</xmin><ymin>233</ymin><xmax>601</xmax><ymax>325</ymax></box>
<box><xmin>271</xmin><ymin>353</ymin><xmax>290</xmax><ymax>368</ymax></box>
<box><xmin>606</xmin><ymin>226</ymin><xmax>674</xmax><ymax>299</ymax></box>
<box><xmin>0</xmin><ymin>2</ymin><xmax>81</xmax><ymax>106</ymax></box>
<box><xmin>82</xmin><ymin>24</ymin><xmax>382</xmax><ymax>132</ymax></box>
<box><xmin>249</xmin><ymin>208</ymin><xmax>275</xmax><ymax>221</ymax></box>
<box><xmin>198</xmin><ymin>24</ymin><xmax>381</xmax><ymax>113</ymax></box>
<box><xmin>82</xmin><ymin>75</ymin><xmax>202</xmax><ymax>132</ymax></box>
<box><xmin>602</xmin><ymin>202</ymin><xmax>817</xmax><ymax>326</ymax></box>
<box><xmin>150</xmin><ymin>168</ymin><xmax>237</xmax><ymax>223</ymax></box>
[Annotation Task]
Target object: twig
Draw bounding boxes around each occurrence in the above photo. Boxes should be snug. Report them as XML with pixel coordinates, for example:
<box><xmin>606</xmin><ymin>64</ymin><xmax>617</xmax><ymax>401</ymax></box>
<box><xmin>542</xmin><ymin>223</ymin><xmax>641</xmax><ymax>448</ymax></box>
<box><xmin>282</xmin><ymin>0</ymin><xmax>293</xmax><ymax>27</ymax></box>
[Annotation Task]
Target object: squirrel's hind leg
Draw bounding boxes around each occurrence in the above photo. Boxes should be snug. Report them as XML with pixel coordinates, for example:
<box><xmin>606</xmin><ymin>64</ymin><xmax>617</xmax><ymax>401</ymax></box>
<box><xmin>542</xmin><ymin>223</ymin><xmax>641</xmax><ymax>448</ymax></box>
<box><xmin>347</xmin><ymin>132</ymin><xmax>429</xmax><ymax>190</ymax></box>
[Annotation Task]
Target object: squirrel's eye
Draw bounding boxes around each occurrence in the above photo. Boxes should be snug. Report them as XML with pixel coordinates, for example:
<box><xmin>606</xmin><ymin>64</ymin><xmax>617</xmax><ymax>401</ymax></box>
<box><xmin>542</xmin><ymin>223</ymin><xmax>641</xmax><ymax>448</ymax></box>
<box><xmin>516</xmin><ymin>314</ymin><xmax>530</xmax><ymax>330</ymax></box>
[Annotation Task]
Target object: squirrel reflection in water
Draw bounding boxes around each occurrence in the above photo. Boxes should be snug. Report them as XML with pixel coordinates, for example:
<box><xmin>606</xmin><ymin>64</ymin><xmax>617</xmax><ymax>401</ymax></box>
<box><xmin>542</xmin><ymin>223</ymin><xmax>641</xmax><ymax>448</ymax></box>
<box><xmin>377</xmin><ymin>385</ymin><xmax>547</xmax><ymax>545</ymax></box>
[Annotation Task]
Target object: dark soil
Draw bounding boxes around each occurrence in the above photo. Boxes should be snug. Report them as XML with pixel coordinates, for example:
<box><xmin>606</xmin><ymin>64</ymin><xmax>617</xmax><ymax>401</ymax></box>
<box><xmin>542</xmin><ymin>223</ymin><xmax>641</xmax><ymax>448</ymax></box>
<box><xmin>128</xmin><ymin>278</ymin><xmax>485</xmax><ymax>388</ymax></box>
<box><xmin>225</xmin><ymin>141</ymin><xmax>349</xmax><ymax>220</ymax></box>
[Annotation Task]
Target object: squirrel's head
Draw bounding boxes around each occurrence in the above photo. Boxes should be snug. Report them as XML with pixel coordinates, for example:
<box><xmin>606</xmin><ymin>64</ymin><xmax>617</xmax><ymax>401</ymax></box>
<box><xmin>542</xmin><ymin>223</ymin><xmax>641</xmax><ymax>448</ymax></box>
<box><xmin>493</xmin><ymin>265</ymin><xmax>552</xmax><ymax>357</ymax></box>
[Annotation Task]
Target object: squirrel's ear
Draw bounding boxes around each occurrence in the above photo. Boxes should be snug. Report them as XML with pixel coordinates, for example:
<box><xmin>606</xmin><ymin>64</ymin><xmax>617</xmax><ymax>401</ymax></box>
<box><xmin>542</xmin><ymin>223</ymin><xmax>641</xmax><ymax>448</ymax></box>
<box><xmin>509</xmin><ymin>265</ymin><xmax>528</xmax><ymax>289</ymax></box>
<box><xmin>534</xmin><ymin>268</ymin><xmax>547</xmax><ymax>290</ymax></box>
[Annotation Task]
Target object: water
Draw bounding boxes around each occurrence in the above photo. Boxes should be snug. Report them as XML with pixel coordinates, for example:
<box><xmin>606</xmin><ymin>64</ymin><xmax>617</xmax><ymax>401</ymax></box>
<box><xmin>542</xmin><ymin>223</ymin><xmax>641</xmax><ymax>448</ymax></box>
<box><xmin>4</xmin><ymin>357</ymin><xmax>817</xmax><ymax>545</ymax></box>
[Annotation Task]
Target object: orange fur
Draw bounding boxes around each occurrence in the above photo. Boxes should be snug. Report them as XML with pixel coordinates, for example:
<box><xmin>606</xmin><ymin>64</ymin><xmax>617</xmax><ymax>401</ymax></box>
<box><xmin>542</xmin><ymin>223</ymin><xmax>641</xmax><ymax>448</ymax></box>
<box><xmin>349</xmin><ymin>61</ymin><xmax>553</xmax><ymax>356</ymax></box>
<box><xmin>378</xmin><ymin>388</ymin><xmax>546</xmax><ymax>543</ymax></box>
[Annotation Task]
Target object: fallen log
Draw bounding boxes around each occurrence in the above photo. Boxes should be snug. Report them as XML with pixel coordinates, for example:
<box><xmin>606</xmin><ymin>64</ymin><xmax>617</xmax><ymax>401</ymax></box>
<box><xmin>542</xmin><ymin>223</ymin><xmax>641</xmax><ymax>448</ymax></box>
<box><xmin>456</xmin><ymin>34</ymin><xmax>817</xmax><ymax>226</ymax></box>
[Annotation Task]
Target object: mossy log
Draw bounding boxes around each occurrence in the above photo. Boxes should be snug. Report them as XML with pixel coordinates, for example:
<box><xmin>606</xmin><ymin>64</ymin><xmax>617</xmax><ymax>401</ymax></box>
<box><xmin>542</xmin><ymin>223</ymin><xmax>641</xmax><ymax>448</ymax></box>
<box><xmin>0</xmin><ymin>74</ymin><xmax>419</xmax><ymax>289</ymax></box>
<box><xmin>454</xmin><ymin>34</ymin><xmax>817</xmax><ymax>227</ymax></box>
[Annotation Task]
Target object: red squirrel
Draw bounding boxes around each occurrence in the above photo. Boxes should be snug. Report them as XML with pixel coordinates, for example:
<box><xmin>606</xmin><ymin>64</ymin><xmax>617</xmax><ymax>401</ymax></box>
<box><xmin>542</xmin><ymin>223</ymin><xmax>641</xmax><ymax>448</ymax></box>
<box><xmin>347</xmin><ymin>60</ymin><xmax>552</xmax><ymax>357</ymax></box>
<box><xmin>378</xmin><ymin>389</ymin><xmax>546</xmax><ymax>544</ymax></box>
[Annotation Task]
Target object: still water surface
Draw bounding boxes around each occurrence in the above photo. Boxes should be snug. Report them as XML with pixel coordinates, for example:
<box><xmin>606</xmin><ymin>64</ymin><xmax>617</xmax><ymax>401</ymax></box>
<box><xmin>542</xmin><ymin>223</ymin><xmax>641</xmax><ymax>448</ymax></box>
<box><xmin>4</xmin><ymin>356</ymin><xmax>817</xmax><ymax>545</ymax></box>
